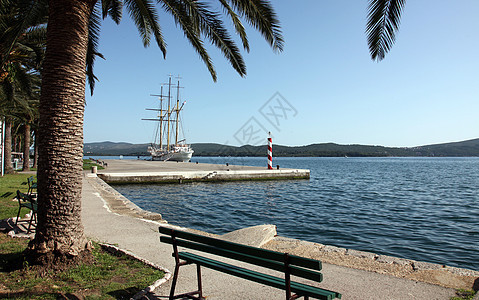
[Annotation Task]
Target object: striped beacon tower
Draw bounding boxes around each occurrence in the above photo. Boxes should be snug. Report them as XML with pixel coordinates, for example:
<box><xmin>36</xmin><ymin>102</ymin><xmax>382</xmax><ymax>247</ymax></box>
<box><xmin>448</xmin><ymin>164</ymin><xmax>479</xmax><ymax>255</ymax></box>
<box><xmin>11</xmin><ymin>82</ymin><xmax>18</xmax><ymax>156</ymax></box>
<box><xmin>267</xmin><ymin>132</ymin><xmax>273</xmax><ymax>169</ymax></box>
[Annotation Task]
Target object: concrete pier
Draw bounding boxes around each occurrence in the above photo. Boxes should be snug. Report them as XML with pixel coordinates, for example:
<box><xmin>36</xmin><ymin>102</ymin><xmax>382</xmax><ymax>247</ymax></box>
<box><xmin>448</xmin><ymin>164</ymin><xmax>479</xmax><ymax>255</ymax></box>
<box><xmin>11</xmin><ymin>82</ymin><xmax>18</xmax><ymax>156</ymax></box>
<box><xmin>96</xmin><ymin>159</ymin><xmax>310</xmax><ymax>184</ymax></box>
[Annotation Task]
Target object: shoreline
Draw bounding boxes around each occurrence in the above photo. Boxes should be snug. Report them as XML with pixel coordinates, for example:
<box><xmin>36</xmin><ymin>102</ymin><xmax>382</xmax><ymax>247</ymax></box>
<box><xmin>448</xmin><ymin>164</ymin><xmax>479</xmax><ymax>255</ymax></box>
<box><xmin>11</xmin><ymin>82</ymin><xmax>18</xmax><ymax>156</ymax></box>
<box><xmin>85</xmin><ymin>173</ymin><xmax>479</xmax><ymax>291</ymax></box>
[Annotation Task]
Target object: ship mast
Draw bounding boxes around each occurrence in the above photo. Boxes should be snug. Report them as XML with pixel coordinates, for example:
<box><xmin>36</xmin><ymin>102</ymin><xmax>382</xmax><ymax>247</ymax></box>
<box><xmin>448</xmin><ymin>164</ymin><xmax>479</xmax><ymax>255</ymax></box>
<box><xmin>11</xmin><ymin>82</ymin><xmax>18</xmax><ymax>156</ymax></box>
<box><xmin>175</xmin><ymin>78</ymin><xmax>180</xmax><ymax>145</ymax></box>
<box><xmin>159</xmin><ymin>86</ymin><xmax>163</xmax><ymax>149</ymax></box>
<box><xmin>166</xmin><ymin>76</ymin><xmax>172</xmax><ymax>149</ymax></box>
<box><xmin>144</xmin><ymin>87</ymin><xmax>167</xmax><ymax>150</ymax></box>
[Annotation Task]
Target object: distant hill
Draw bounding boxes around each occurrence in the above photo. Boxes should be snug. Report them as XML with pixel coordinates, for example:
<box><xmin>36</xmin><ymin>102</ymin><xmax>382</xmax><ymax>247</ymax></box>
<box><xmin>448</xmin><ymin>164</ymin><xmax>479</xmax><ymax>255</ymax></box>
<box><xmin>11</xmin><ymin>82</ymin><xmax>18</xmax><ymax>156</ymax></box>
<box><xmin>84</xmin><ymin>138</ymin><xmax>479</xmax><ymax>157</ymax></box>
<box><xmin>84</xmin><ymin>141</ymin><xmax>149</xmax><ymax>156</ymax></box>
<box><xmin>411</xmin><ymin>138</ymin><xmax>479</xmax><ymax>156</ymax></box>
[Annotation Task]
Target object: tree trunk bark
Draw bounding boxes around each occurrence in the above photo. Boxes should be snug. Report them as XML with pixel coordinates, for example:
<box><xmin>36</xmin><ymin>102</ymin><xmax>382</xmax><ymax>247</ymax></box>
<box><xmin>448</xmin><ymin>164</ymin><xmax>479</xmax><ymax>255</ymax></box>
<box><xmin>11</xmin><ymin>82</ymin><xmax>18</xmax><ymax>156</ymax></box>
<box><xmin>29</xmin><ymin>0</ymin><xmax>96</xmax><ymax>265</ymax></box>
<box><xmin>4</xmin><ymin>117</ymin><xmax>13</xmax><ymax>174</ymax></box>
<box><xmin>14</xmin><ymin>135</ymin><xmax>18</xmax><ymax>153</ymax></box>
<box><xmin>22</xmin><ymin>123</ymin><xmax>30</xmax><ymax>171</ymax></box>
<box><xmin>32</xmin><ymin>129</ymin><xmax>38</xmax><ymax>169</ymax></box>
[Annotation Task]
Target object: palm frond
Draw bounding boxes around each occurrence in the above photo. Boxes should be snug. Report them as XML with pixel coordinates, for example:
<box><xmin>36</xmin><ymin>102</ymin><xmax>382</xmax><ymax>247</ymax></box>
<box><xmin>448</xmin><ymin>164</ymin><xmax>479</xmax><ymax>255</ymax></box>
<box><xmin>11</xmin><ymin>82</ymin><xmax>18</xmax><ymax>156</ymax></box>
<box><xmin>23</xmin><ymin>25</ymin><xmax>47</xmax><ymax>45</ymax></box>
<box><xmin>366</xmin><ymin>0</ymin><xmax>406</xmax><ymax>61</ymax></box>
<box><xmin>11</xmin><ymin>62</ymin><xmax>32</xmax><ymax>97</ymax></box>
<box><xmin>226</xmin><ymin>0</ymin><xmax>283</xmax><ymax>52</ymax></box>
<box><xmin>161</xmin><ymin>0</ymin><xmax>217</xmax><ymax>81</ymax></box>
<box><xmin>102</xmin><ymin>0</ymin><xmax>123</xmax><ymax>24</ymax></box>
<box><xmin>87</xmin><ymin>5</ymin><xmax>105</xmax><ymax>96</ymax></box>
<box><xmin>0</xmin><ymin>0</ymin><xmax>48</xmax><ymax>68</ymax></box>
<box><xmin>218</xmin><ymin>0</ymin><xmax>249</xmax><ymax>52</ymax></box>
<box><xmin>124</xmin><ymin>0</ymin><xmax>167</xmax><ymax>57</ymax></box>
<box><xmin>23</xmin><ymin>26</ymin><xmax>47</xmax><ymax>68</ymax></box>
<box><xmin>182</xmin><ymin>0</ymin><xmax>246</xmax><ymax>76</ymax></box>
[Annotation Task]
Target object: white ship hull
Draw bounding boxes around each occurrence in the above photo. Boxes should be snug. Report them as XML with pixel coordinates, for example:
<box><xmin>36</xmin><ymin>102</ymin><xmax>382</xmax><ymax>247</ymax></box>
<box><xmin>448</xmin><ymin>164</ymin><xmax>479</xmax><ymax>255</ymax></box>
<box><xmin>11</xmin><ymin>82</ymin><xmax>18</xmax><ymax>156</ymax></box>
<box><xmin>169</xmin><ymin>149</ymin><xmax>194</xmax><ymax>162</ymax></box>
<box><xmin>149</xmin><ymin>145</ymin><xmax>194</xmax><ymax>162</ymax></box>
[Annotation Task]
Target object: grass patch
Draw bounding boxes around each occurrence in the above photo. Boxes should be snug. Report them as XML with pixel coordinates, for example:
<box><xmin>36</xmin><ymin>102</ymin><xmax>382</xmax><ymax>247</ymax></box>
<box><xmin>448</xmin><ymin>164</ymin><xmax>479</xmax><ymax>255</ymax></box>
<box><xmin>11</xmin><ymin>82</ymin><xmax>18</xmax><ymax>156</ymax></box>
<box><xmin>0</xmin><ymin>173</ymin><xmax>32</xmax><ymax>220</ymax></box>
<box><xmin>0</xmin><ymin>233</ymin><xmax>164</xmax><ymax>299</ymax></box>
<box><xmin>1</xmin><ymin>161</ymin><xmax>103</xmax><ymax>220</ymax></box>
<box><xmin>451</xmin><ymin>289</ymin><xmax>477</xmax><ymax>300</ymax></box>
<box><xmin>83</xmin><ymin>159</ymin><xmax>105</xmax><ymax>171</ymax></box>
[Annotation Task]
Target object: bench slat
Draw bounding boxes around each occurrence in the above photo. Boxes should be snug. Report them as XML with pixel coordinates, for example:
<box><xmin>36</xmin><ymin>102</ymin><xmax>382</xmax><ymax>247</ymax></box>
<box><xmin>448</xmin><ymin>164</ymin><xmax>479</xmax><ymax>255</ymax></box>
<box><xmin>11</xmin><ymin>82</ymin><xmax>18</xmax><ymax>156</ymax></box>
<box><xmin>159</xmin><ymin>226</ymin><xmax>321</xmax><ymax>270</ymax></box>
<box><xmin>179</xmin><ymin>252</ymin><xmax>339</xmax><ymax>300</ymax></box>
<box><xmin>161</xmin><ymin>236</ymin><xmax>322</xmax><ymax>282</ymax></box>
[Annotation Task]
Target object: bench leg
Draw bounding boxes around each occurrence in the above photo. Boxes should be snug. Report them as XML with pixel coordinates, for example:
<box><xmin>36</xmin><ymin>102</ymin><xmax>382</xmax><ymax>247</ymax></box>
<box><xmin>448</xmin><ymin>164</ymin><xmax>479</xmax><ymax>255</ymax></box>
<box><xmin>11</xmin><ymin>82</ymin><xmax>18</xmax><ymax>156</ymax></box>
<box><xmin>196</xmin><ymin>264</ymin><xmax>203</xmax><ymax>299</ymax></box>
<box><xmin>169</xmin><ymin>262</ymin><xmax>204</xmax><ymax>300</ymax></box>
<box><xmin>15</xmin><ymin>207</ymin><xmax>21</xmax><ymax>225</ymax></box>
<box><xmin>169</xmin><ymin>263</ymin><xmax>180</xmax><ymax>300</ymax></box>
<box><xmin>27</xmin><ymin>211</ymin><xmax>36</xmax><ymax>234</ymax></box>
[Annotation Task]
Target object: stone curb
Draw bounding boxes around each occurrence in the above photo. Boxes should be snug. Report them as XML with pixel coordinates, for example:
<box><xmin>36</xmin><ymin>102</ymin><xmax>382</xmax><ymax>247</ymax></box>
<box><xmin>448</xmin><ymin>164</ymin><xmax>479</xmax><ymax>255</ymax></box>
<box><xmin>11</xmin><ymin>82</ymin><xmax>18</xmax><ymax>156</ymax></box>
<box><xmin>99</xmin><ymin>243</ymin><xmax>172</xmax><ymax>299</ymax></box>
<box><xmin>263</xmin><ymin>236</ymin><xmax>479</xmax><ymax>290</ymax></box>
<box><xmin>85</xmin><ymin>174</ymin><xmax>166</xmax><ymax>222</ymax></box>
<box><xmin>274</xmin><ymin>236</ymin><xmax>479</xmax><ymax>276</ymax></box>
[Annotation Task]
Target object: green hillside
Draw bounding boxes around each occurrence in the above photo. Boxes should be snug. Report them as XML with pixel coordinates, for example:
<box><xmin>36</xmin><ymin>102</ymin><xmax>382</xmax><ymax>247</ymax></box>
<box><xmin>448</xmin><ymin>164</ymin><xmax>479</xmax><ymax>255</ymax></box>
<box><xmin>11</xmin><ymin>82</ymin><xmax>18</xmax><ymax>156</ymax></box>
<box><xmin>84</xmin><ymin>138</ymin><xmax>479</xmax><ymax>157</ymax></box>
<box><xmin>84</xmin><ymin>141</ymin><xmax>149</xmax><ymax>156</ymax></box>
<box><xmin>411</xmin><ymin>138</ymin><xmax>479</xmax><ymax>156</ymax></box>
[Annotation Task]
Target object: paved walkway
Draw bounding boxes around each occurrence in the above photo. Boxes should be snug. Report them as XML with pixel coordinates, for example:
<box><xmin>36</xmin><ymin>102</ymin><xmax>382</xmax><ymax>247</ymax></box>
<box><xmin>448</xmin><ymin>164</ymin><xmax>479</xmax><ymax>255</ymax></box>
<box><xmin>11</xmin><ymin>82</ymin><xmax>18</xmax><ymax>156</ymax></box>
<box><xmin>81</xmin><ymin>174</ymin><xmax>456</xmax><ymax>299</ymax></box>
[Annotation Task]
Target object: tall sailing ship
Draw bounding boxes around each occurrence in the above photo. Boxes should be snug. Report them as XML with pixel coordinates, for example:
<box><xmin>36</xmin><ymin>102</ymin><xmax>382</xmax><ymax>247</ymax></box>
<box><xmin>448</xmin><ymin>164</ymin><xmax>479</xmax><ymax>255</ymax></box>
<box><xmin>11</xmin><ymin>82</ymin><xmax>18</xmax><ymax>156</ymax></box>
<box><xmin>143</xmin><ymin>76</ymin><xmax>194</xmax><ymax>162</ymax></box>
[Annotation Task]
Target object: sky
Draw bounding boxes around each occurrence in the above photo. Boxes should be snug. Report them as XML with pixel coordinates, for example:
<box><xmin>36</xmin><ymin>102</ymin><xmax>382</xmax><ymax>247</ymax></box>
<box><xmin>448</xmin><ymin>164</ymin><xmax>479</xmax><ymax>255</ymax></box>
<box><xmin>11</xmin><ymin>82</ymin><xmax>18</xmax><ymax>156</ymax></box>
<box><xmin>84</xmin><ymin>1</ymin><xmax>479</xmax><ymax>148</ymax></box>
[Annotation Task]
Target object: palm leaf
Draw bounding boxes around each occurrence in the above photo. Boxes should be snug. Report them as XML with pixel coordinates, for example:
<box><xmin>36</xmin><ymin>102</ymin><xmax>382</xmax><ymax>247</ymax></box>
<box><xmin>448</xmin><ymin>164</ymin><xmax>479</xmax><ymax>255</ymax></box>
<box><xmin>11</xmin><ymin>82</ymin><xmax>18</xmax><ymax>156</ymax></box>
<box><xmin>124</xmin><ymin>0</ymin><xmax>167</xmax><ymax>57</ymax></box>
<box><xmin>366</xmin><ymin>0</ymin><xmax>406</xmax><ymax>61</ymax></box>
<box><xmin>0</xmin><ymin>0</ymin><xmax>48</xmax><ymax>68</ymax></box>
<box><xmin>23</xmin><ymin>26</ymin><xmax>47</xmax><ymax>68</ymax></box>
<box><xmin>161</xmin><ymin>0</ymin><xmax>217</xmax><ymax>81</ymax></box>
<box><xmin>183</xmin><ymin>0</ymin><xmax>246</xmax><ymax>76</ymax></box>
<box><xmin>102</xmin><ymin>0</ymin><xmax>123</xmax><ymax>24</ymax></box>
<box><xmin>87</xmin><ymin>5</ymin><xmax>105</xmax><ymax>96</ymax></box>
<box><xmin>11</xmin><ymin>62</ymin><xmax>32</xmax><ymax>97</ymax></box>
<box><xmin>23</xmin><ymin>25</ymin><xmax>47</xmax><ymax>45</ymax></box>
<box><xmin>218</xmin><ymin>0</ymin><xmax>249</xmax><ymax>52</ymax></box>
<box><xmin>227</xmin><ymin>0</ymin><xmax>283</xmax><ymax>52</ymax></box>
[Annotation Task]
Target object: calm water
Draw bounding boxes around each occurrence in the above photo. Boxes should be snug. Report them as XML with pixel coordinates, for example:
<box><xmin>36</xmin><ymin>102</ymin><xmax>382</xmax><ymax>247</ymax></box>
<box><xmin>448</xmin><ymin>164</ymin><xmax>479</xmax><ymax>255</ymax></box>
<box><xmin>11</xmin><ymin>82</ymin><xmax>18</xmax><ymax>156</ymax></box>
<box><xmin>114</xmin><ymin>157</ymin><xmax>479</xmax><ymax>271</ymax></box>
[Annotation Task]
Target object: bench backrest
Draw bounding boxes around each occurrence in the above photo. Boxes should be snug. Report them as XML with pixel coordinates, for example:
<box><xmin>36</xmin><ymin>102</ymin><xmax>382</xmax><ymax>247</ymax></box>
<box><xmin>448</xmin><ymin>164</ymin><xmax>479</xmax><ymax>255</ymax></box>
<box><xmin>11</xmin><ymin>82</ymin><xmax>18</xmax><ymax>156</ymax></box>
<box><xmin>27</xmin><ymin>176</ymin><xmax>37</xmax><ymax>193</ymax></box>
<box><xmin>159</xmin><ymin>226</ymin><xmax>323</xmax><ymax>282</ymax></box>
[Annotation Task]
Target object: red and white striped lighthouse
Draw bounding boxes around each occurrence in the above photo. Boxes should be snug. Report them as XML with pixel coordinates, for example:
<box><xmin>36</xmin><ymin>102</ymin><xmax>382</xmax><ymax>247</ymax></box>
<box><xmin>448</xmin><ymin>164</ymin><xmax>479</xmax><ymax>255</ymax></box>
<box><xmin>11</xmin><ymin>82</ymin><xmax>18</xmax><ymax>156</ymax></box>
<box><xmin>267</xmin><ymin>132</ymin><xmax>273</xmax><ymax>169</ymax></box>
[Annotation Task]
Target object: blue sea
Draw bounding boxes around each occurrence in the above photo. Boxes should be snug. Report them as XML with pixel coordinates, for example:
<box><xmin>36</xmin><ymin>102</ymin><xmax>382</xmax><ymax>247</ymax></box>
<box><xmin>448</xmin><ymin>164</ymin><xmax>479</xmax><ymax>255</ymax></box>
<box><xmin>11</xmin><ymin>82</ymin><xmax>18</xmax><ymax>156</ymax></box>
<box><xmin>112</xmin><ymin>156</ymin><xmax>479</xmax><ymax>271</ymax></box>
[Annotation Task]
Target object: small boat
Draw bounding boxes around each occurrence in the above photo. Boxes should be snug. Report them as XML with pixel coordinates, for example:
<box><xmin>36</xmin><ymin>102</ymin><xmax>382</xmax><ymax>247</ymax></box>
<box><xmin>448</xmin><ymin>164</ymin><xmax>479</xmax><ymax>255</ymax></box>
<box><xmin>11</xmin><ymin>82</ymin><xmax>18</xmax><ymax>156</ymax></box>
<box><xmin>143</xmin><ymin>76</ymin><xmax>194</xmax><ymax>162</ymax></box>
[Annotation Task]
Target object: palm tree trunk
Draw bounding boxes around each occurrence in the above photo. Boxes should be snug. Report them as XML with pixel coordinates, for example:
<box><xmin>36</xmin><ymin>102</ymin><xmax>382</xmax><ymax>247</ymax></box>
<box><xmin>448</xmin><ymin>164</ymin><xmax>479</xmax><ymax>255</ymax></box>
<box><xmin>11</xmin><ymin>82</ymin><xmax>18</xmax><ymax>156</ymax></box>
<box><xmin>22</xmin><ymin>123</ymin><xmax>30</xmax><ymax>171</ymax></box>
<box><xmin>4</xmin><ymin>117</ymin><xmax>13</xmax><ymax>174</ymax></box>
<box><xmin>32</xmin><ymin>129</ymin><xmax>38</xmax><ymax>169</ymax></box>
<box><xmin>29</xmin><ymin>0</ymin><xmax>96</xmax><ymax>264</ymax></box>
<box><xmin>14</xmin><ymin>135</ymin><xmax>18</xmax><ymax>153</ymax></box>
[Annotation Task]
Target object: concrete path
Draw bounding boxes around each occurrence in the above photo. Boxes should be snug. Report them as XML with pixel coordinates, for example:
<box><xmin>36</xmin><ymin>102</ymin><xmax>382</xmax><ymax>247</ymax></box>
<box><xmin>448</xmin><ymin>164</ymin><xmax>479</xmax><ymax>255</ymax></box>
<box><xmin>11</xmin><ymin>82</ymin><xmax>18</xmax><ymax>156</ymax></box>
<box><xmin>81</xmin><ymin>174</ymin><xmax>456</xmax><ymax>299</ymax></box>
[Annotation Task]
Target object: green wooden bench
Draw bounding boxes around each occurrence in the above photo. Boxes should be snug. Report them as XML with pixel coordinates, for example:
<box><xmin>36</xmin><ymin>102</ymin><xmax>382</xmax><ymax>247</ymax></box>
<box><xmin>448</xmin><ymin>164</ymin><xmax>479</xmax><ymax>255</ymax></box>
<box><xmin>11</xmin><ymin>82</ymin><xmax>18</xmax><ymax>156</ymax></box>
<box><xmin>159</xmin><ymin>226</ymin><xmax>341</xmax><ymax>300</ymax></box>
<box><xmin>16</xmin><ymin>190</ymin><xmax>38</xmax><ymax>233</ymax></box>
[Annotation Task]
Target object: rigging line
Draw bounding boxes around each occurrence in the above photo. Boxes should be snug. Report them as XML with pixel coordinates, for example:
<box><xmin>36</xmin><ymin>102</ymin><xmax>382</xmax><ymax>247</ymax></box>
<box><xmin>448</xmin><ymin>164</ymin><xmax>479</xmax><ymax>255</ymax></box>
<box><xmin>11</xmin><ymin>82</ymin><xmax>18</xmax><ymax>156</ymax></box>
<box><xmin>179</xmin><ymin>113</ymin><xmax>186</xmax><ymax>142</ymax></box>
<box><xmin>153</xmin><ymin>95</ymin><xmax>162</xmax><ymax>145</ymax></box>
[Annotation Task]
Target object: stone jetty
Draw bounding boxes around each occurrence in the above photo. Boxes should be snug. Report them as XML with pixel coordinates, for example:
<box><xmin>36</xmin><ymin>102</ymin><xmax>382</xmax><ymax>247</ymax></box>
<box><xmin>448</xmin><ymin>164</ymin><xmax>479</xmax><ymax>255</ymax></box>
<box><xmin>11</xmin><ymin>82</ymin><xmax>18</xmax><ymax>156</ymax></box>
<box><xmin>95</xmin><ymin>159</ymin><xmax>310</xmax><ymax>184</ymax></box>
